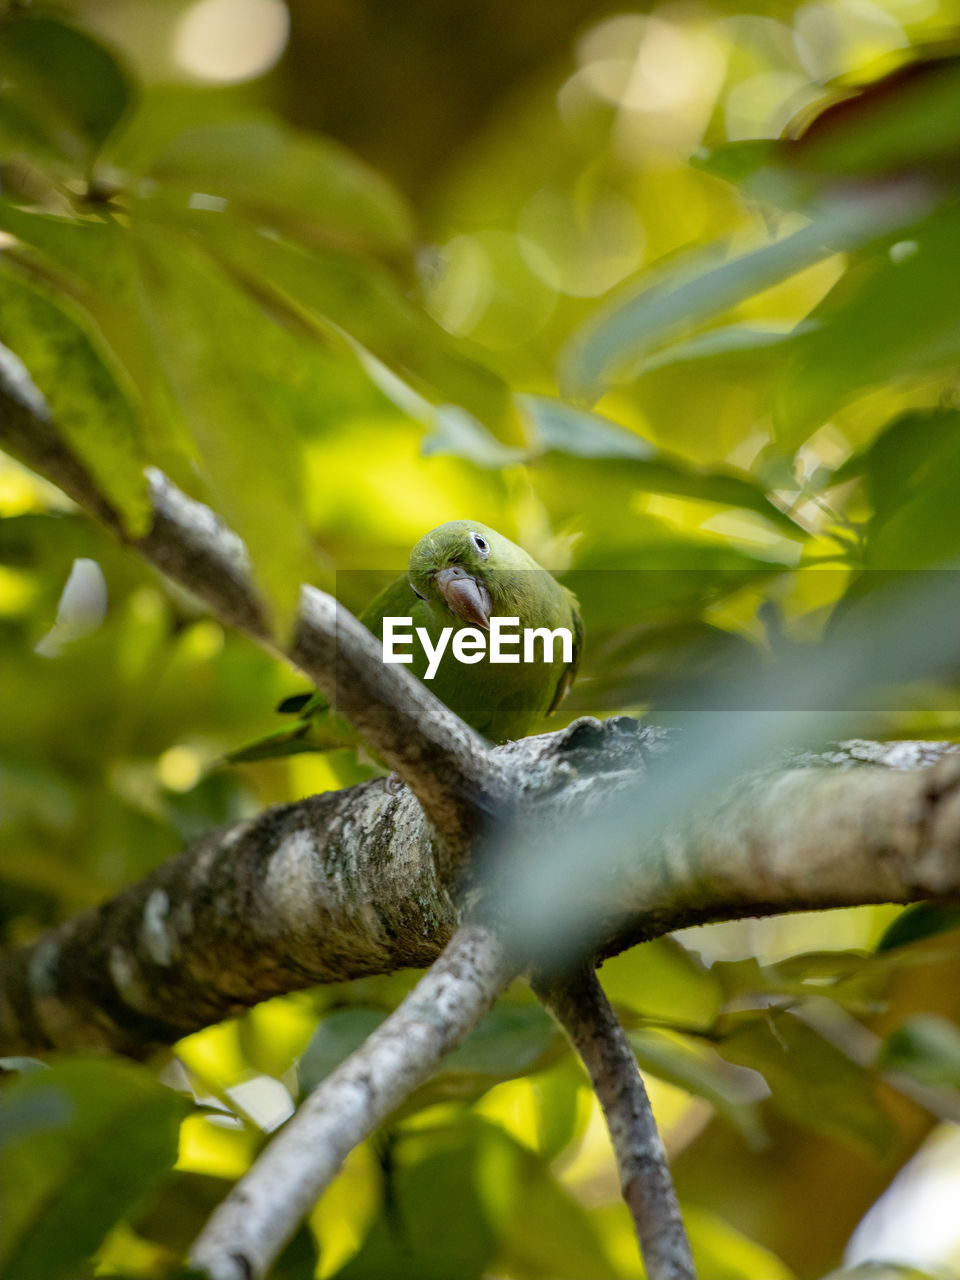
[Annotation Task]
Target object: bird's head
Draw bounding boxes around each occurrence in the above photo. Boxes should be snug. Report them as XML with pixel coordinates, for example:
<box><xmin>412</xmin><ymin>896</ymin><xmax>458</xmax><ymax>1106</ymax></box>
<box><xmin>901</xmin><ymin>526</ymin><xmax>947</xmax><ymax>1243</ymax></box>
<box><xmin>408</xmin><ymin>521</ymin><xmax>528</xmax><ymax>631</ymax></box>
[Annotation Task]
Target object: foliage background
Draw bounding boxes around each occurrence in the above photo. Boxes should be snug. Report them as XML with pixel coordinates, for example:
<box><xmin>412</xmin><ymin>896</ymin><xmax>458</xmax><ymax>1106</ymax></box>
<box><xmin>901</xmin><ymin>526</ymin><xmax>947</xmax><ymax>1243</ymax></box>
<box><xmin>5</xmin><ymin>0</ymin><xmax>960</xmax><ymax>1275</ymax></box>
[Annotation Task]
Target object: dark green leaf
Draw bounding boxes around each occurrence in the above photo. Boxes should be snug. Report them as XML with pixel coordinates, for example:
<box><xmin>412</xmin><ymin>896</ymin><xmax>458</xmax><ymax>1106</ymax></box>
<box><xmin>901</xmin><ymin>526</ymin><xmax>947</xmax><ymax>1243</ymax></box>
<box><xmin>718</xmin><ymin>1010</ymin><xmax>896</xmax><ymax>1155</ymax></box>
<box><xmin>775</xmin><ymin>209</ymin><xmax>960</xmax><ymax>444</ymax></box>
<box><xmin>877</xmin><ymin>902</ymin><xmax>960</xmax><ymax>951</ymax></box>
<box><xmin>630</xmin><ymin>1028</ymin><xmax>766</xmax><ymax>1145</ymax></box>
<box><xmin>0</xmin><ymin>14</ymin><xmax>131</xmax><ymax>162</ymax></box>
<box><xmin>0</xmin><ymin>1058</ymin><xmax>184</xmax><ymax>1280</ymax></box>
<box><xmin>879</xmin><ymin>1014</ymin><xmax>960</xmax><ymax>1086</ymax></box>
<box><xmin>298</xmin><ymin>1008</ymin><xmax>386</xmax><ymax>1094</ymax></box>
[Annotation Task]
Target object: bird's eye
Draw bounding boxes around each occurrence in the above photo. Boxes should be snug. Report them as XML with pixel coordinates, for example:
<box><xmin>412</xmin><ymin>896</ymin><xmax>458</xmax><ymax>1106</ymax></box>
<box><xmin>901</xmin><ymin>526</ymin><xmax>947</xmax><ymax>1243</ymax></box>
<box><xmin>470</xmin><ymin>532</ymin><xmax>490</xmax><ymax>559</ymax></box>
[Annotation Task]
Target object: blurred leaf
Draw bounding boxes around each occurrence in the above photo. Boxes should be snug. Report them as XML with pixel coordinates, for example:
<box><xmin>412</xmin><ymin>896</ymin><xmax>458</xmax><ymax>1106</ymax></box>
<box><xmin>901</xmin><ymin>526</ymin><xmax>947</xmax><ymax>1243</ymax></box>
<box><xmin>560</xmin><ymin>190</ymin><xmax>927</xmax><ymax>400</ymax></box>
<box><xmin>537</xmin><ymin>451</ymin><xmax>799</xmax><ymax>535</ymax></box>
<box><xmin>713</xmin><ymin>951</ymin><xmax>890</xmax><ymax>1016</ymax></box>
<box><xmin>0</xmin><ymin>1058</ymin><xmax>48</xmax><ymax>1075</ymax></box>
<box><xmin>0</xmin><ymin>202</ymin><xmax>190</xmax><ymax>468</ymax></box>
<box><xmin>299</xmin><ymin>1002</ymin><xmax>563</xmax><ymax>1107</ymax></box>
<box><xmin>335</xmin><ymin>1124</ymin><xmax>497</xmax><ymax>1279</ymax></box>
<box><xmin>422</xmin><ymin>407</ymin><xmax>526</xmax><ymax>468</ymax></box>
<box><xmin>0</xmin><ymin>13</ymin><xmax>131</xmax><ymax>164</ymax></box>
<box><xmin>298</xmin><ymin>1008</ymin><xmax>386</xmax><ymax>1095</ymax></box>
<box><xmin>477</xmin><ymin>1126</ymin><xmax>621</xmax><ymax>1279</ymax></box>
<box><xmin>877</xmin><ymin>903</ymin><xmax>960</xmax><ymax>951</ymax></box>
<box><xmin>631</xmin><ymin>324</ymin><xmax>809</xmax><ymax>377</ymax></box>
<box><xmin>0</xmin><ymin>1058</ymin><xmax>183</xmax><ymax>1280</ymax></box>
<box><xmin>133</xmin><ymin>1172</ymin><xmax>231</xmax><ymax>1254</ymax></box>
<box><xmin>879</xmin><ymin>1013</ymin><xmax>960</xmax><ymax>1086</ymax></box>
<box><xmin>183</xmin><ymin>218</ymin><xmax>519</xmax><ymax>442</ymax></box>
<box><xmin>787</xmin><ymin>53</ymin><xmax>960</xmax><ymax>182</ymax></box>
<box><xmin>847</xmin><ymin>409</ymin><xmax>960</xmax><ymax>568</ymax></box>
<box><xmin>600</xmin><ymin>936</ymin><xmax>722</xmax><ymax>1029</ymax></box>
<box><xmin>146</xmin><ymin>118</ymin><xmax>413</xmax><ymax>253</ymax></box>
<box><xmin>521</xmin><ymin>395</ymin><xmax>655</xmax><ymax>459</ymax></box>
<box><xmin>684</xmin><ymin>1203</ymin><xmax>796</xmax><ymax>1280</ymax></box>
<box><xmin>0</xmin><ymin>266</ymin><xmax>150</xmax><ymax>535</ymax></box>
<box><xmin>132</xmin><ymin>229</ymin><xmax>312</xmax><ymax>632</ymax></box>
<box><xmin>630</xmin><ymin>1029</ymin><xmax>767</xmax><ymax>1146</ymax></box>
<box><xmin>775</xmin><ymin>209</ymin><xmax>960</xmax><ymax>443</ymax></box>
<box><xmin>718</xmin><ymin>1010</ymin><xmax>896</xmax><ymax>1155</ymax></box>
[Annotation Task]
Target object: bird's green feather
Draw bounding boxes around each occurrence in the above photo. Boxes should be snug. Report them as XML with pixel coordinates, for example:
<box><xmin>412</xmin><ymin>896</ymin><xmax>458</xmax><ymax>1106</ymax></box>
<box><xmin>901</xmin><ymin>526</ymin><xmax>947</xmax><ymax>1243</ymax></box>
<box><xmin>227</xmin><ymin>520</ymin><xmax>582</xmax><ymax>763</ymax></box>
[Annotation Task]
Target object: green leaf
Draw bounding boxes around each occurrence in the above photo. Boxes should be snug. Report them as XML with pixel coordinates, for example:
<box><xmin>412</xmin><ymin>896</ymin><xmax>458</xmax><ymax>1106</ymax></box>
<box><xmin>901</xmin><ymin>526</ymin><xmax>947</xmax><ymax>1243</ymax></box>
<box><xmin>775</xmin><ymin>208</ymin><xmax>960</xmax><ymax>443</ymax></box>
<box><xmin>132</xmin><ymin>229</ymin><xmax>313</xmax><ymax>632</ymax></box>
<box><xmin>718</xmin><ymin>1010</ymin><xmax>896</xmax><ymax>1156</ymax></box>
<box><xmin>788</xmin><ymin>55</ymin><xmax>960</xmax><ymax>181</ymax></box>
<box><xmin>422</xmin><ymin>408</ymin><xmax>526</xmax><ymax>468</ymax></box>
<box><xmin>877</xmin><ymin>902</ymin><xmax>960</xmax><ymax>951</ymax></box>
<box><xmin>600</xmin><ymin>936</ymin><xmax>723</xmax><ymax>1029</ymax></box>
<box><xmin>135</xmin><ymin>1172</ymin><xmax>316</xmax><ymax>1279</ymax></box>
<box><xmin>0</xmin><ymin>1058</ymin><xmax>184</xmax><ymax>1280</ymax></box>
<box><xmin>0</xmin><ymin>14</ymin><xmax>131</xmax><ymax>163</ymax></box>
<box><xmin>629</xmin><ymin>1029</ymin><xmax>766</xmax><ymax>1146</ymax></box>
<box><xmin>561</xmin><ymin>189</ymin><xmax>930</xmax><ymax>400</ymax></box>
<box><xmin>298</xmin><ymin>1008</ymin><xmax>386</xmax><ymax>1094</ymax></box>
<box><xmin>879</xmin><ymin>1014</ymin><xmax>960</xmax><ymax>1086</ymax></box>
<box><xmin>521</xmin><ymin>394</ymin><xmax>655</xmax><ymax>459</ymax></box>
<box><xmin>0</xmin><ymin>264</ymin><xmax>150</xmax><ymax>535</ymax></box>
<box><xmin>0</xmin><ymin>201</ymin><xmax>192</xmax><ymax>470</ymax></box>
<box><xmin>684</xmin><ymin>1203</ymin><xmax>795</xmax><ymax>1280</ymax></box>
<box><xmin>299</xmin><ymin>1002</ymin><xmax>562</xmax><ymax>1106</ymax></box>
<box><xmin>840</xmin><ymin>409</ymin><xmax>960</xmax><ymax>568</ymax></box>
<box><xmin>178</xmin><ymin>218</ymin><xmax>519</xmax><ymax>442</ymax></box>
<box><xmin>336</xmin><ymin>1125</ymin><xmax>497</xmax><ymax>1280</ymax></box>
<box><xmin>477</xmin><ymin>1126</ymin><xmax>621</xmax><ymax>1279</ymax></box>
<box><xmin>146</xmin><ymin>118</ymin><xmax>412</xmax><ymax>254</ymax></box>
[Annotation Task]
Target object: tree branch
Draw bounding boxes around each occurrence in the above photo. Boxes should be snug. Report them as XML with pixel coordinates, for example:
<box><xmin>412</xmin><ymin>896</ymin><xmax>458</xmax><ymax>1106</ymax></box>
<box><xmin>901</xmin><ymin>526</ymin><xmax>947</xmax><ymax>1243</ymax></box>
<box><xmin>535</xmin><ymin>967</ymin><xmax>695</xmax><ymax>1280</ymax></box>
<box><xmin>0</xmin><ymin>346</ymin><xmax>503</xmax><ymax>852</ymax></box>
<box><xmin>3</xmin><ymin>721</ymin><xmax>960</xmax><ymax>1057</ymax></box>
<box><xmin>188</xmin><ymin>922</ymin><xmax>517</xmax><ymax>1280</ymax></box>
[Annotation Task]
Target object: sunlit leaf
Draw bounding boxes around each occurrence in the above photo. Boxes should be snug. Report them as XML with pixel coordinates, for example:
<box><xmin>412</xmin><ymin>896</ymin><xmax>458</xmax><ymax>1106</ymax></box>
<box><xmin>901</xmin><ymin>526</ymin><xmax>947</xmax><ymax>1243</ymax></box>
<box><xmin>0</xmin><ymin>265</ymin><xmax>150</xmax><ymax>535</ymax></box>
<box><xmin>176</xmin><ymin>218</ymin><xmax>519</xmax><ymax>442</ymax></box>
<box><xmin>132</xmin><ymin>229</ymin><xmax>312</xmax><ymax>633</ymax></box>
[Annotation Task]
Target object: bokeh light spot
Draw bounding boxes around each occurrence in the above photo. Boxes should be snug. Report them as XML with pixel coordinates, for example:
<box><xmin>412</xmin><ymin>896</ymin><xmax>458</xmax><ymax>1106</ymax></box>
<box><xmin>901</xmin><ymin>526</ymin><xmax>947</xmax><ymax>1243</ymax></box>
<box><xmin>173</xmin><ymin>0</ymin><xmax>289</xmax><ymax>84</ymax></box>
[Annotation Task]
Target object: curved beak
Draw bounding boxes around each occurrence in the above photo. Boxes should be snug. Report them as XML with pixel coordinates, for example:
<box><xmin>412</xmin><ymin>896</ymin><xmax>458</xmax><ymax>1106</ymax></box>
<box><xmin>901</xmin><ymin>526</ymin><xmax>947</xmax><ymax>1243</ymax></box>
<box><xmin>435</xmin><ymin>565</ymin><xmax>492</xmax><ymax>630</ymax></box>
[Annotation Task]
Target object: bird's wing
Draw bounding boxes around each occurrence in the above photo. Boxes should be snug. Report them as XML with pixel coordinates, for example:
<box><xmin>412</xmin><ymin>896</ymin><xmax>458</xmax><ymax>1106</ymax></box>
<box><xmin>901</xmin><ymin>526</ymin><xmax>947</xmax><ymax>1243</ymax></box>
<box><xmin>546</xmin><ymin>590</ymin><xmax>583</xmax><ymax>716</ymax></box>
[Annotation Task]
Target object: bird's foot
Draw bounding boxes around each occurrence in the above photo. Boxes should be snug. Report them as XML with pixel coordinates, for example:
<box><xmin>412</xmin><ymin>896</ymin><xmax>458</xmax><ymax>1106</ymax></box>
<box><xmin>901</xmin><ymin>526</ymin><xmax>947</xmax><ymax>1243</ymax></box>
<box><xmin>385</xmin><ymin>771</ymin><xmax>406</xmax><ymax>795</ymax></box>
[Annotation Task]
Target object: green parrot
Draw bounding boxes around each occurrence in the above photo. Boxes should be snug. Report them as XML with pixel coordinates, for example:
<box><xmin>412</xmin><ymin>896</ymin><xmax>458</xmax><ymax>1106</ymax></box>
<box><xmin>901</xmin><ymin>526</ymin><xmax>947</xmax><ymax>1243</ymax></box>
<box><xmin>228</xmin><ymin>520</ymin><xmax>582</xmax><ymax>762</ymax></box>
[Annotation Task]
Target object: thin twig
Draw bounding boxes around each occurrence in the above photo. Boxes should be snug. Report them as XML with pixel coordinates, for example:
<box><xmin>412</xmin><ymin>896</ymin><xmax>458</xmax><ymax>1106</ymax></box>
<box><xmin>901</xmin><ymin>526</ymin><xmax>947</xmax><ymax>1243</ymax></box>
<box><xmin>188</xmin><ymin>922</ymin><xmax>518</xmax><ymax>1280</ymax></box>
<box><xmin>536</xmin><ymin>966</ymin><xmax>696</xmax><ymax>1280</ymax></box>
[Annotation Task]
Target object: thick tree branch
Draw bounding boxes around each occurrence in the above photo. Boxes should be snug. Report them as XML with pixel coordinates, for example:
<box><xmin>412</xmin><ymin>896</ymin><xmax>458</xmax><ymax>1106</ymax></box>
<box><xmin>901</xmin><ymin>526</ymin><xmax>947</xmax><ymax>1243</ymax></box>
<box><xmin>536</xmin><ymin>967</ymin><xmax>695</xmax><ymax>1280</ymax></box>
<box><xmin>188</xmin><ymin>922</ymin><xmax>517</xmax><ymax>1280</ymax></box>
<box><xmin>0</xmin><ymin>346</ymin><xmax>503</xmax><ymax>851</ymax></box>
<box><xmin>3</xmin><ymin>722</ymin><xmax>960</xmax><ymax>1057</ymax></box>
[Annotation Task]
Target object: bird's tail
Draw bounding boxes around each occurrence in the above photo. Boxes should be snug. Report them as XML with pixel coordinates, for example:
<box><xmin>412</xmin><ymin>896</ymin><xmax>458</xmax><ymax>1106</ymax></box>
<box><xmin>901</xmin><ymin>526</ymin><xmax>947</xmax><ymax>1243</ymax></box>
<box><xmin>224</xmin><ymin>695</ymin><xmax>359</xmax><ymax>764</ymax></box>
